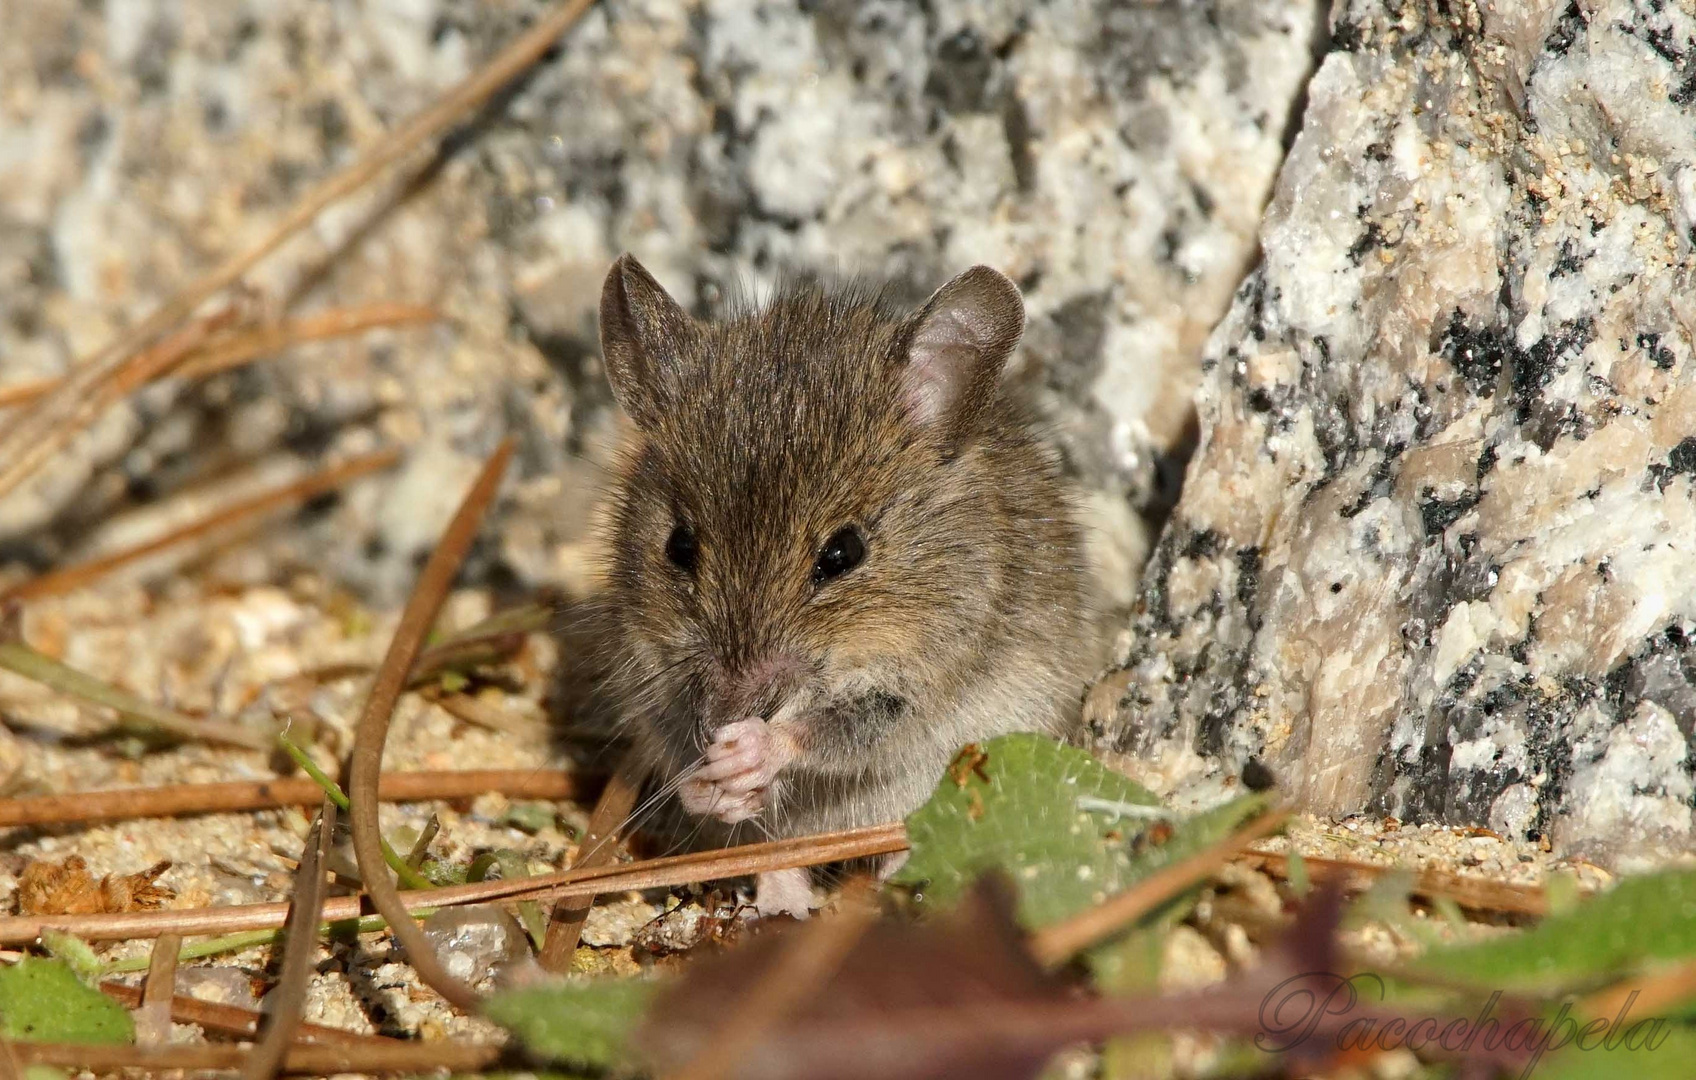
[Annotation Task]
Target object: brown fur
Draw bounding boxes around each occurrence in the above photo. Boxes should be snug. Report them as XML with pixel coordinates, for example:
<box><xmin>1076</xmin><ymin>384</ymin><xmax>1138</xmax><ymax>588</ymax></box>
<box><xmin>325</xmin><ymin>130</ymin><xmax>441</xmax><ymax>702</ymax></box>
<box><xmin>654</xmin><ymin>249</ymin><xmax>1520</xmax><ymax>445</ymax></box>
<box><xmin>568</xmin><ymin>256</ymin><xmax>1101</xmax><ymax>843</ymax></box>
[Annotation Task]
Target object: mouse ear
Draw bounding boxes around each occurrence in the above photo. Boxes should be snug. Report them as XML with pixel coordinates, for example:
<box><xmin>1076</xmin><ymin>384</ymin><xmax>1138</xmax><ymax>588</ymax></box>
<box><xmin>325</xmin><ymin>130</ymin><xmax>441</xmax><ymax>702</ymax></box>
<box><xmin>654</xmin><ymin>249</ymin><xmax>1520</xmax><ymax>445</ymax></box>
<box><xmin>896</xmin><ymin>265</ymin><xmax>1025</xmax><ymax>449</ymax></box>
<box><xmin>599</xmin><ymin>254</ymin><xmax>693</xmax><ymax>431</ymax></box>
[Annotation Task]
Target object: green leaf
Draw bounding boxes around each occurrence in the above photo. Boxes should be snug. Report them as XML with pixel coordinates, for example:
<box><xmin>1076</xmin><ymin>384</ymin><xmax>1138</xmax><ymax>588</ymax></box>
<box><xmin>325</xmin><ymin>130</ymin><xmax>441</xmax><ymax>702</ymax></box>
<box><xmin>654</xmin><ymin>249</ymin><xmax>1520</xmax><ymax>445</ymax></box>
<box><xmin>1410</xmin><ymin>869</ymin><xmax>1696</xmax><ymax>994</ymax></box>
<box><xmin>501</xmin><ymin>802</ymin><xmax>558</xmax><ymax>835</ymax></box>
<box><xmin>1093</xmin><ymin>903</ymin><xmax>1189</xmax><ymax>1080</ymax></box>
<box><xmin>438</xmin><ymin>670</ymin><xmax>470</xmax><ymax>694</ymax></box>
<box><xmin>0</xmin><ymin>959</ymin><xmax>133</xmax><ymax>1044</ymax></box>
<box><xmin>37</xmin><ymin>931</ymin><xmax>103</xmax><ymax>983</ymax></box>
<box><xmin>1526</xmin><ymin>1018</ymin><xmax>1696</xmax><ymax>1079</ymax></box>
<box><xmin>482</xmin><ymin>978</ymin><xmax>657</xmax><ymax>1068</ymax></box>
<box><xmin>892</xmin><ymin>733</ymin><xmax>1268</xmax><ymax>929</ymax></box>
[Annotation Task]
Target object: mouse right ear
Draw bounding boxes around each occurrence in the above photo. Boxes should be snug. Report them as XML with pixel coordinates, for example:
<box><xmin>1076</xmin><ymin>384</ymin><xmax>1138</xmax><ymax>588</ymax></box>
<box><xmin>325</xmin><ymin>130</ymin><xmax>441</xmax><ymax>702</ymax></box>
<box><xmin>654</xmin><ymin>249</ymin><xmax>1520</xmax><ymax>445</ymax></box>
<box><xmin>896</xmin><ymin>265</ymin><xmax>1026</xmax><ymax>451</ymax></box>
<box><xmin>599</xmin><ymin>254</ymin><xmax>693</xmax><ymax>431</ymax></box>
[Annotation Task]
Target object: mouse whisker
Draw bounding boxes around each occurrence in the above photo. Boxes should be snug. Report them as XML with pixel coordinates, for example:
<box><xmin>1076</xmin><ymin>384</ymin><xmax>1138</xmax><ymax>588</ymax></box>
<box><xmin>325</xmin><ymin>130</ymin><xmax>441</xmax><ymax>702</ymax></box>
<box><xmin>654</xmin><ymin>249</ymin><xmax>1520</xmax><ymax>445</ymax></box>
<box><xmin>628</xmin><ymin>757</ymin><xmax>701</xmax><ymax>824</ymax></box>
<box><xmin>601</xmin><ymin>754</ymin><xmax>702</xmax><ymax>847</ymax></box>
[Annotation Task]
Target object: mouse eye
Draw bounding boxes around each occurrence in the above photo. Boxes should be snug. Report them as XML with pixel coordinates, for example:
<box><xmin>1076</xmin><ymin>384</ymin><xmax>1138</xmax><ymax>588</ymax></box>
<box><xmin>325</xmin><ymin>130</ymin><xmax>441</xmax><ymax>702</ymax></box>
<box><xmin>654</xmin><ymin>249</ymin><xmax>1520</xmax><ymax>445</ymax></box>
<box><xmin>812</xmin><ymin>525</ymin><xmax>865</xmax><ymax>585</ymax></box>
<box><xmin>665</xmin><ymin>524</ymin><xmax>698</xmax><ymax>573</ymax></box>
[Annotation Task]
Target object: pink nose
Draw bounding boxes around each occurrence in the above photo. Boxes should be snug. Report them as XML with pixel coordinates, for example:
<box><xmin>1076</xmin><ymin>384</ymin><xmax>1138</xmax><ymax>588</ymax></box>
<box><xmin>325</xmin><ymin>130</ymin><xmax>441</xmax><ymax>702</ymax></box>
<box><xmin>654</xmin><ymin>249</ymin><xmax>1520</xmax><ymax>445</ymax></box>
<box><xmin>705</xmin><ymin>653</ymin><xmax>804</xmax><ymax>731</ymax></box>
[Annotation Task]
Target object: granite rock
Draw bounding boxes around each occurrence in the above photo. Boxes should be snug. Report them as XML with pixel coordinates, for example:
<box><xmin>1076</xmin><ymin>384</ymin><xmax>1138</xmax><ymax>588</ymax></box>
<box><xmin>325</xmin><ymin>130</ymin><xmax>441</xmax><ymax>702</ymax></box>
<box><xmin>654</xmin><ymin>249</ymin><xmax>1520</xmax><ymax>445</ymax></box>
<box><xmin>1096</xmin><ymin>0</ymin><xmax>1696</xmax><ymax>863</ymax></box>
<box><xmin>0</xmin><ymin>0</ymin><xmax>1319</xmax><ymax>605</ymax></box>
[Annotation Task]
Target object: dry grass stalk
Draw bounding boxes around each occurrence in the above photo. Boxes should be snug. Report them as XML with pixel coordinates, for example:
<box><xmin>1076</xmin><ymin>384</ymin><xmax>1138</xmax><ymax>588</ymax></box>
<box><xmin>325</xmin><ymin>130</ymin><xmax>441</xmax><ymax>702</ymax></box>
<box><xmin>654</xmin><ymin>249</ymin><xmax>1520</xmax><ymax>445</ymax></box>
<box><xmin>0</xmin><ymin>304</ymin><xmax>438</xmax><ymax>413</ymax></box>
<box><xmin>1</xmin><ymin>448</ymin><xmax>403</xmax><ymax>602</ymax></box>
<box><xmin>1029</xmin><ymin>806</ymin><xmax>1291</xmax><ymax>966</ymax></box>
<box><xmin>101</xmin><ymin>981</ymin><xmax>386</xmax><ymax>1047</ymax></box>
<box><xmin>0</xmin><ymin>636</ymin><xmax>274</xmax><ymax>751</ymax></box>
<box><xmin>0</xmin><ymin>767</ymin><xmax>589</xmax><ymax>828</ymax></box>
<box><xmin>0</xmin><ymin>378</ymin><xmax>55</xmax><ymax>410</ymax></box>
<box><xmin>0</xmin><ymin>0</ymin><xmax>597</xmax><ymax>505</ymax></box>
<box><xmin>1236</xmin><ymin>849</ymin><xmax>1566</xmax><ymax>917</ymax></box>
<box><xmin>173</xmin><ymin>303</ymin><xmax>439</xmax><ymax>381</ymax></box>
<box><xmin>0</xmin><ymin>822</ymin><xmax>910</xmax><ymax>945</ymax></box>
<box><xmin>136</xmin><ymin>931</ymin><xmax>181</xmax><ymax>1046</ymax></box>
<box><xmin>427</xmin><ymin>689</ymin><xmax>544</xmax><ymax>735</ymax></box>
<box><xmin>243</xmin><ymin>800</ymin><xmax>337</xmax><ymax>1080</ymax></box>
<box><xmin>347</xmin><ymin>440</ymin><xmax>514</xmax><ymax>1011</ymax></box>
<box><xmin>538</xmin><ymin>749</ymin><xmax>644</xmax><ymax>971</ymax></box>
<box><xmin>0</xmin><ymin>305</ymin><xmax>240</xmax><ymax>505</ymax></box>
<box><xmin>409</xmin><ymin>602</ymin><xmax>553</xmax><ymax>684</ymax></box>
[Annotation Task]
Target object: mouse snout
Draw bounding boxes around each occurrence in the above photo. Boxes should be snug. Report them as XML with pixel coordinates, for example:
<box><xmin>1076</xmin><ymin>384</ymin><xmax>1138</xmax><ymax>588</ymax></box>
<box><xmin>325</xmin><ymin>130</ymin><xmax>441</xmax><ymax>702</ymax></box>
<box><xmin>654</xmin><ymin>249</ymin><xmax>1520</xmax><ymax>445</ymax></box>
<box><xmin>701</xmin><ymin>651</ymin><xmax>807</xmax><ymax>734</ymax></box>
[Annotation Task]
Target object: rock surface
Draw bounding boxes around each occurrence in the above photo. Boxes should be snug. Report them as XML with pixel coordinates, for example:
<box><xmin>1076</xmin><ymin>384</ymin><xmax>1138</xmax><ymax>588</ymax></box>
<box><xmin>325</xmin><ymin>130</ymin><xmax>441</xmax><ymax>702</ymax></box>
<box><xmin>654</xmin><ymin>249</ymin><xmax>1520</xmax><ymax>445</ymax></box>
<box><xmin>1096</xmin><ymin>0</ymin><xmax>1696</xmax><ymax>863</ymax></box>
<box><xmin>0</xmin><ymin>0</ymin><xmax>1319</xmax><ymax>607</ymax></box>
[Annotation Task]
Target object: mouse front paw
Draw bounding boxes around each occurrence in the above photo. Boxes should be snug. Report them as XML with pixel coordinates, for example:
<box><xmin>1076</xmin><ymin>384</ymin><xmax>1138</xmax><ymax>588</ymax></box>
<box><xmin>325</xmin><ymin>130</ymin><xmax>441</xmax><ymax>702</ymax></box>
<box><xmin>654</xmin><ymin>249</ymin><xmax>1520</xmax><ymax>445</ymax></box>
<box><xmin>676</xmin><ymin>717</ymin><xmax>794</xmax><ymax>824</ymax></box>
<box><xmin>753</xmin><ymin>867</ymin><xmax>817</xmax><ymax>919</ymax></box>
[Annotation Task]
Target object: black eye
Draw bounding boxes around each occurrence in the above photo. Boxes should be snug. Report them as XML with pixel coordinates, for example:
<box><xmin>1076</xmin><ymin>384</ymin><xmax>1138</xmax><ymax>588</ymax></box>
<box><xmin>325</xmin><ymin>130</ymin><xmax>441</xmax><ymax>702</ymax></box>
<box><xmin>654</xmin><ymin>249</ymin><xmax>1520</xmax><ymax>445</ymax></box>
<box><xmin>813</xmin><ymin>525</ymin><xmax>865</xmax><ymax>585</ymax></box>
<box><xmin>665</xmin><ymin>524</ymin><xmax>698</xmax><ymax>573</ymax></box>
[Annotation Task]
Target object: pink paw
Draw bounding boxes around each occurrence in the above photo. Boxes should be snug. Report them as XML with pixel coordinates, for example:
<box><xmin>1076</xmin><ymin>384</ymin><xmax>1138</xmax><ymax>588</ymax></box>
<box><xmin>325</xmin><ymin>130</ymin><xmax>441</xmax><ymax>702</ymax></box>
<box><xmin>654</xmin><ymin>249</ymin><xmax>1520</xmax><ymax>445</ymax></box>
<box><xmin>677</xmin><ymin>718</ymin><xmax>792</xmax><ymax>824</ymax></box>
<box><xmin>753</xmin><ymin>868</ymin><xmax>817</xmax><ymax>919</ymax></box>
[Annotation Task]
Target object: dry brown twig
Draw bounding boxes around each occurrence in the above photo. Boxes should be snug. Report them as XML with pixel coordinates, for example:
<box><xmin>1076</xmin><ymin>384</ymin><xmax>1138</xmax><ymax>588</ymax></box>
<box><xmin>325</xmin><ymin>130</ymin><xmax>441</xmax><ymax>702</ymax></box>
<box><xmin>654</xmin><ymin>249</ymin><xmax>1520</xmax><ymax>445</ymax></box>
<box><xmin>426</xmin><ymin>688</ymin><xmax>546</xmax><ymax>735</ymax></box>
<box><xmin>347</xmin><ymin>439</ymin><xmax>515</xmax><ymax>1011</ymax></box>
<box><xmin>136</xmin><ymin>931</ymin><xmax>181</xmax><ymax>1046</ymax></box>
<box><xmin>243</xmin><ymin>799</ymin><xmax>338</xmax><ymax>1080</ymax></box>
<box><xmin>100</xmin><ymin>982</ymin><xmax>389</xmax><ymax>1047</ymax></box>
<box><xmin>0</xmin><ymin>768</ymin><xmax>590</xmax><ymax>829</ymax></box>
<box><xmin>172</xmin><ymin>303</ymin><xmax>439</xmax><ymax>382</ymax></box>
<box><xmin>0</xmin><ymin>0</ymin><xmax>597</xmax><ymax>505</ymax></box>
<box><xmin>1</xmin><ymin>448</ymin><xmax>403</xmax><ymax>602</ymax></box>
<box><xmin>538</xmin><ymin>749</ymin><xmax>645</xmax><ymax>971</ymax></box>
<box><xmin>0</xmin><ymin>304</ymin><xmax>239</xmax><ymax>504</ymax></box>
<box><xmin>0</xmin><ymin>304</ymin><xmax>438</xmax><ymax>413</ymax></box>
<box><xmin>0</xmin><ymin>822</ymin><xmax>911</xmax><ymax>945</ymax></box>
<box><xmin>1237</xmin><ymin>849</ymin><xmax>1568</xmax><ymax>917</ymax></box>
<box><xmin>1029</xmin><ymin>805</ymin><xmax>1291</xmax><ymax>966</ymax></box>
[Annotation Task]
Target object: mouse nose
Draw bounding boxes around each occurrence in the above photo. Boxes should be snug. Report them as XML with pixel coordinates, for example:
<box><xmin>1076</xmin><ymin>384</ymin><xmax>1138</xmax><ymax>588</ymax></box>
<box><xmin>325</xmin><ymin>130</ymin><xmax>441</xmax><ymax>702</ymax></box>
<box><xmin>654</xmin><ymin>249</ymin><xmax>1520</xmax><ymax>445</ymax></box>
<box><xmin>703</xmin><ymin>652</ymin><xmax>805</xmax><ymax>732</ymax></box>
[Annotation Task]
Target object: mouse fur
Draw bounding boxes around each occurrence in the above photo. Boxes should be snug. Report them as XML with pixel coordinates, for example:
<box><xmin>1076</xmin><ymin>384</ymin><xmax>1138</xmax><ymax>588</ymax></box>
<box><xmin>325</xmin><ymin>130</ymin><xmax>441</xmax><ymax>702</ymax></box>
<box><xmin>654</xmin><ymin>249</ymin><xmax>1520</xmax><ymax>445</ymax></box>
<box><xmin>563</xmin><ymin>254</ymin><xmax>1102</xmax><ymax>881</ymax></box>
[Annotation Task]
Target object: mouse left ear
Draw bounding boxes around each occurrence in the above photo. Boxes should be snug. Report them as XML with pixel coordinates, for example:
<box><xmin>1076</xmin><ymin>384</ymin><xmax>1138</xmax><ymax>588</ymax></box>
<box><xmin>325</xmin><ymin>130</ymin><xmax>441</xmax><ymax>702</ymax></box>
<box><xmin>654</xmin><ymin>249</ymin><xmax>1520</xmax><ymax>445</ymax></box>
<box><xmin>895</xmin><ymin>265</ymin><xmax>1025</xmax><ymax>450</ymax></box>
<box><xmin>599</xmin><ymin>254</ymin><xmax>693</xmax><ymax>432</ymax></box>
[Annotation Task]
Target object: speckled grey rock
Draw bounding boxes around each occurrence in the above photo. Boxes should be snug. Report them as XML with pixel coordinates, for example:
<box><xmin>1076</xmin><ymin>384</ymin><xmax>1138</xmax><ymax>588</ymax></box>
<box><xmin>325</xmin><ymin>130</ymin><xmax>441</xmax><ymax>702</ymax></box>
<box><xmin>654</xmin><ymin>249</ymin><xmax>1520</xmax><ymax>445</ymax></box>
<box><xmin>1095</xmin><ymin>0</ymin><xmax>1696</xmax><ymax>864</ymax></box>
<box><xmin>0</xmin><ymin>0</ymin><xmax>1318</xmax><ymax>605</ymax></box>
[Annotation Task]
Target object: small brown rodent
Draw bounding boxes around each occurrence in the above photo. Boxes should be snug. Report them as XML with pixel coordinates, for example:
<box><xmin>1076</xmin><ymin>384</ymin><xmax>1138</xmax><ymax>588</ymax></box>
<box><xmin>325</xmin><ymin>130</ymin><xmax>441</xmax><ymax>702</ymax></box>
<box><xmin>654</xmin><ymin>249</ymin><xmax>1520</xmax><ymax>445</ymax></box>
<box><xmin>571</xmin><ymin>255</ymin><xmax>1100</xmax><ymax>914</ymax></box>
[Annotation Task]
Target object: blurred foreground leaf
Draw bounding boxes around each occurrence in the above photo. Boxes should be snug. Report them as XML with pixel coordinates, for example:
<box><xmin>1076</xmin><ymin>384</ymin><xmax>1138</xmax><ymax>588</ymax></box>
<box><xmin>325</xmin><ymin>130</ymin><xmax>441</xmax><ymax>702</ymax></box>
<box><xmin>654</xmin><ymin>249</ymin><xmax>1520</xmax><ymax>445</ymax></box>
<box><xmin>482</xmin><ymin>977</ymin><xmax>656</xmax><ymax>1069</ymax></box>
<box><xmin>1537</xmin><ymin>1025</ymin><xmax>1696</xmax><ymax>1079</ymax></box>
<box><xmin>1410</xmin><ymin>870</ymin><xmax>1696</xmax><ymax>994</ymax></box>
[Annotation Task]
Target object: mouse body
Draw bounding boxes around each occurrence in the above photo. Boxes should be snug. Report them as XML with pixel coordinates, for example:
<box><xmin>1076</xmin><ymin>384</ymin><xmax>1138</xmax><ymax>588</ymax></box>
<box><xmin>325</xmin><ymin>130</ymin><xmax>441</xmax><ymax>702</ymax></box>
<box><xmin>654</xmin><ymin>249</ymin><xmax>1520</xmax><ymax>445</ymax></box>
<box><xmin>570</xmin><ymin>255</ymin><xmax>1101</xmax><ymax>913</ymax></box>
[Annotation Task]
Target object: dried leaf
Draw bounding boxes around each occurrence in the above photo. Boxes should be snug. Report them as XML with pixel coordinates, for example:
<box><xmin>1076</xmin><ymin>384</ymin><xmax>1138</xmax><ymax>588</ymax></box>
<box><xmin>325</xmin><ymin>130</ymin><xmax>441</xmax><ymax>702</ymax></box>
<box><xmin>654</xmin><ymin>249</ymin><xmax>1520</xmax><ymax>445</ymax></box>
<box><xmin>640</xmin><ymin>877</ymin><xmax>1069</xmax><ymax>1080</ymax></box>
<box><xmin>494</xmin><ymin>880</ymin><xmax>1530</xmax><ymax>1080</ymax></box>
<box><xmin>15</xmin><ymin>858</ymin><xmax>173</xmax><ymax>916</ymax></box>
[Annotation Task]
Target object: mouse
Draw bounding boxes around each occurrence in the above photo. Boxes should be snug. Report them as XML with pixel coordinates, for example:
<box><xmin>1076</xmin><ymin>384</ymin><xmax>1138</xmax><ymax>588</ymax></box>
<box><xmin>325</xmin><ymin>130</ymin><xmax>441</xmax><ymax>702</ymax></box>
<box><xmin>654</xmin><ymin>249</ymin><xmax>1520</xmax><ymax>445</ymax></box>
<box><xmin>567</xmin><ymin>254</ymin><xmax>1102</xmax><ymax>916</ymax></box>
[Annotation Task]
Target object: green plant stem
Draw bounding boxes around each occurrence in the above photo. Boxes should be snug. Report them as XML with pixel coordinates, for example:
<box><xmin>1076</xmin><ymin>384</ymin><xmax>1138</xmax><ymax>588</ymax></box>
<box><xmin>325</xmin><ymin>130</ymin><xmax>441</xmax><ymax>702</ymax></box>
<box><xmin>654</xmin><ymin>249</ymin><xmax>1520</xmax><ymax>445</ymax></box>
<box><xmin>98</xmin><ymin>913</ymin><xmax>427</xmax><ymax>976</ymax></box>
<box><xmin>276</xmin><ymin>735</ymin><xmax>433</xmax><ymax>891</ymax></box>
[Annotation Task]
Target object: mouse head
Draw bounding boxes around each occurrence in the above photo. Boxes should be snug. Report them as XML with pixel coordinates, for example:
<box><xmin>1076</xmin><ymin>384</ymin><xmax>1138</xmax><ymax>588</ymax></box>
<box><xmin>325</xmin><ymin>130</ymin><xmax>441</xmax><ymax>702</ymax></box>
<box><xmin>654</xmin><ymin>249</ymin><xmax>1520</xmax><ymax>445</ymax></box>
<box><xmin>597</xmin><ymin>255</ymin><xmax>1030</xmax><ymax>795</ymax></box>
